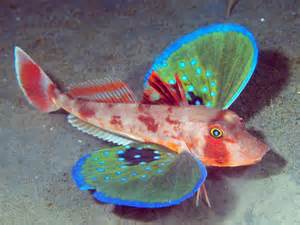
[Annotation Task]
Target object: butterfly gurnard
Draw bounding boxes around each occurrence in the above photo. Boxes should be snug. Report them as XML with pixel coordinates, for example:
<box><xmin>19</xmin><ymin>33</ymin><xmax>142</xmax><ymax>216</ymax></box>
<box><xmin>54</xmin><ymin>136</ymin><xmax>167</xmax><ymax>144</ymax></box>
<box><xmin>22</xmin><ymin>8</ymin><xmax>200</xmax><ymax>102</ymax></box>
<box><xmin>15</xmin><ymin>24</ymin><xmax>269</xmax><ymax>208</ymax></box>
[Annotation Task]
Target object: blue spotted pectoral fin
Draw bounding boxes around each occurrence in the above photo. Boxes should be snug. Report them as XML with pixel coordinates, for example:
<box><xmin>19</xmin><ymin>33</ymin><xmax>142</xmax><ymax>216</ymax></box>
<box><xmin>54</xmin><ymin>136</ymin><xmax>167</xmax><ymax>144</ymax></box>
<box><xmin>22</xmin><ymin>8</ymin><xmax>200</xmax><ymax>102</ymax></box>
<box><xmin>143</xmin><ymin>23</ymin><xmax>258</xmax><ymax>109</ymax></box>
<box><xmin>72</xmin><ymin>144</ymin><xmax>207</xmax><ymax>208</ymax></box>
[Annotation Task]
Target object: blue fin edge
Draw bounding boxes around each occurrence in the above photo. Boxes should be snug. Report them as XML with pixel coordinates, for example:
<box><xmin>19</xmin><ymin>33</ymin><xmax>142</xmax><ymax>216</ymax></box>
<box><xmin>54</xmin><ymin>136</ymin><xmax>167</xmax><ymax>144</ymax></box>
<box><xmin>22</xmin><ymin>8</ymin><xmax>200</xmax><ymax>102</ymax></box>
<box><xmin>72</xmin><ymin>153</ymin><xmax>94</xmax><ymax>191</ymax></box>
<box><xmin>143</xmin><ymin>23</ymin><xmax>258</xmax><ymax>109</ymax></box>
<box><xmin>72</xmin><ymin>153</ymin><xmax>207</xmax><ymax>208</ymax></box>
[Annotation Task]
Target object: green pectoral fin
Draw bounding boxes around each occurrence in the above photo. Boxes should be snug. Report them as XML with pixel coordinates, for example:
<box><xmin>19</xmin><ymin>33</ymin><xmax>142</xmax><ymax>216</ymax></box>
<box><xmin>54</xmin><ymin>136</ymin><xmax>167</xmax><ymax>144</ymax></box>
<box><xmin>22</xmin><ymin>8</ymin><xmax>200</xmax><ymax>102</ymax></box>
<box><xmin>72</xmin><ymin>144</ymin><xmax>207</xmax><ymax>208</ymax></box>
<box><xmin>143</xmin><ymin>23</ymin><xmax>258</xmax><ymax>109</ymax></box>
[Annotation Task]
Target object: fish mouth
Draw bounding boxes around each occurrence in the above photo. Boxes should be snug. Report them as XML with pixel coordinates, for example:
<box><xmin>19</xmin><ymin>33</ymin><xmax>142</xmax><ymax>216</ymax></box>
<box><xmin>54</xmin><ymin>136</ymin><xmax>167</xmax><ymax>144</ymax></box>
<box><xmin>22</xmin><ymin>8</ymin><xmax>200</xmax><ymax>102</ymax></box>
<box><xmin>218</xmin><ymin>150</ymin><xmax>269</xmax><ymax>167</ymax></box>
<box><xmin>241</xmin><ymin>151</ymin><xmax>269</xmax><ymax>166</ymax></box>
<box><xmin>254</xmin><ymin>146</ymin><xmax>270</xmax><ymax>162</ymax></box>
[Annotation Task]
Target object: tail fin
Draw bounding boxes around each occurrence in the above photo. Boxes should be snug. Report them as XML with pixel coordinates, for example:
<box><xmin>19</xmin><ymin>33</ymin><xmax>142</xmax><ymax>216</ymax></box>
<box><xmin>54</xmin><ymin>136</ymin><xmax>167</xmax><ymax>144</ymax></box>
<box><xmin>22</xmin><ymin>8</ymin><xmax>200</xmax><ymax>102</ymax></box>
<box><xmin>14</xmin><ymin>47</ymin><xmax>60</xmax><ymax>113</ymax></box>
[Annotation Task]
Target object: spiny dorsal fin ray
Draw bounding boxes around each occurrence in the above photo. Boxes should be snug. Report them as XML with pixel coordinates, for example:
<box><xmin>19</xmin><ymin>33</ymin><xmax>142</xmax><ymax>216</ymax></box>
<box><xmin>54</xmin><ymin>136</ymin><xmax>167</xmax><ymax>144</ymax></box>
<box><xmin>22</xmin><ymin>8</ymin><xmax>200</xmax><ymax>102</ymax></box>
<box><xmin>142</xmin><ymin>71</ymin><xmax>188</xmax><ymax>106</ymax></box>
<box><xmin>67</xmin><ymin>78</ymin><xmax>137</xmax><ymax>103</ymax></box>
<box><xmin>67</xmin><ymin>114</ymin><xmax>134</xmax><ymax>146</ymax></box>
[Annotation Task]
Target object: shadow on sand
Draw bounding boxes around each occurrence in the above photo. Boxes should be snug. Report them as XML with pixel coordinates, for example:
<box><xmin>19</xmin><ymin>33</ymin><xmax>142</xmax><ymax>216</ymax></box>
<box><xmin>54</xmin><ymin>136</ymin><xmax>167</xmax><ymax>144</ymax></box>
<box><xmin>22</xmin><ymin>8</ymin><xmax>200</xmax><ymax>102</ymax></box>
<box><xmin>231</xmin><ymin>49</ymin><xmax>290</xmax><ymax>121</ymax></box>
<box><xmin>112</xmin><ymin>175</ymin><xmax>235</xmax><ymax>224</ymax></box>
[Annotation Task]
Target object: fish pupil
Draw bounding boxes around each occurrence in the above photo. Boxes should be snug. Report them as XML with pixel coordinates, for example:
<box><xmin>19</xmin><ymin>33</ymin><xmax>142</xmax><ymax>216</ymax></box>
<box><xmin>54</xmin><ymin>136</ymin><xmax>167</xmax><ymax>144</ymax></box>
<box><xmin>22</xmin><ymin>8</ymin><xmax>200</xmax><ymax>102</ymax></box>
<box><xmin>213</xmin><ymin>130</ymin><xmax>220</xmax><ymax>136</ymax></box>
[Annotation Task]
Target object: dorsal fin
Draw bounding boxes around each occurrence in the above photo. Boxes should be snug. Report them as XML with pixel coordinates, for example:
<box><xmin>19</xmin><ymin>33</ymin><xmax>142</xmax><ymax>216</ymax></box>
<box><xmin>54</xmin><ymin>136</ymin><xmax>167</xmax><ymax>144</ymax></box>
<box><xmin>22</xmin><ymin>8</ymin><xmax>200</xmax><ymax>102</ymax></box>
<box><xmin>142</xmin><ymin>71</ymin><xmax>188</xmax><ymax>106</ymax></box>
<box><xmin>67</xmin><ymin>78</ymin><xmax>137</xmax><ymax>103</ymax></box>
<box><xmin>67</xmin><ymin>114</ymin><xmax>134</xmax><ymax>146</ymax></box>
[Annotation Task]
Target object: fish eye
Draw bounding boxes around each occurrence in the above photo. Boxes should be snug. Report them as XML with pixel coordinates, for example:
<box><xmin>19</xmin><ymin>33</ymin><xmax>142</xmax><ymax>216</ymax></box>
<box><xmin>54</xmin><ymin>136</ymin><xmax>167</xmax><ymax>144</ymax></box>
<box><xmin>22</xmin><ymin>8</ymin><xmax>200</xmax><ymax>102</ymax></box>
<box><xmin>210</xmin><ymin>127</ymin><xmax>223</xmax><ymax>138</ymax></box>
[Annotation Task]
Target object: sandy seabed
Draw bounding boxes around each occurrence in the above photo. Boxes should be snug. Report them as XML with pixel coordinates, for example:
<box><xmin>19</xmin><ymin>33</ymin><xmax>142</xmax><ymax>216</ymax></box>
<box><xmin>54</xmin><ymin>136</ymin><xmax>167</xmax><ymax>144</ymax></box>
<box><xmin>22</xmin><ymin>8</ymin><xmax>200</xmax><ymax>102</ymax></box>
<box><xmin>0</xmin><ymin>0</ymin><xmax>299</xmax><ymax>225</ymax></box>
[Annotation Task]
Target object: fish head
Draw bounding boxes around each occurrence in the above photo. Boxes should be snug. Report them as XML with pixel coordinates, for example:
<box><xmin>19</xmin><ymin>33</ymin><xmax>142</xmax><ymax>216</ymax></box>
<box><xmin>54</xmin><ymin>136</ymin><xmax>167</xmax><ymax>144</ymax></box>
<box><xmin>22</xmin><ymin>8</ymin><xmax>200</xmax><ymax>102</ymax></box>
<box><xmin>202</xmin><ymin>110</ymin><xmax>269</xmax><ymax>167</ymax></box>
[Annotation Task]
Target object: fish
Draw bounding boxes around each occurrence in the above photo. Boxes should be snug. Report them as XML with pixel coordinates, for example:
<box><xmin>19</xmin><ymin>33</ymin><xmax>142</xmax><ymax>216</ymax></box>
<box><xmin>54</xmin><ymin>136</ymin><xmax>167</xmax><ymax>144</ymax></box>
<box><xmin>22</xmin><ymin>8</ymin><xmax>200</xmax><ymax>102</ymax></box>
<box><xmin>14</xmin><ymin>23</ymin><xmax>269</xmax><ymax>208</ymax></box>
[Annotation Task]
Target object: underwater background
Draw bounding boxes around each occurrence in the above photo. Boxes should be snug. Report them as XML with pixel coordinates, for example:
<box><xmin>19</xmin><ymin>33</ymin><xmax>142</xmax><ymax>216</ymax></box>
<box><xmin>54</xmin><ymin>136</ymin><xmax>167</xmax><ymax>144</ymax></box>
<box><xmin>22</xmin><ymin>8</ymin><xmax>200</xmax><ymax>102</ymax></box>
<box><xmin>0</xmin><ymin>0</ymin><xmax>299</xmax><ymax>224</ymax></box>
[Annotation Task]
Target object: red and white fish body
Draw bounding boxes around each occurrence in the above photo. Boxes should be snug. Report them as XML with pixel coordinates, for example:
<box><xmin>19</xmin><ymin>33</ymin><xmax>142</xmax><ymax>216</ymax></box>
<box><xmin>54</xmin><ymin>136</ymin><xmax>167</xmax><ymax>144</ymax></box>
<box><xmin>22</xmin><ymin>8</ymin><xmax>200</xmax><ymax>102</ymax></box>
<box><xmin>55</xmin><ymin>92</ymin><xmax>268</xmax><ymax>167</ymax></box>
<box><xmin>15</xmin><ymin>47</ymin><xmax>269</xmax><ymax>168</ymax></box>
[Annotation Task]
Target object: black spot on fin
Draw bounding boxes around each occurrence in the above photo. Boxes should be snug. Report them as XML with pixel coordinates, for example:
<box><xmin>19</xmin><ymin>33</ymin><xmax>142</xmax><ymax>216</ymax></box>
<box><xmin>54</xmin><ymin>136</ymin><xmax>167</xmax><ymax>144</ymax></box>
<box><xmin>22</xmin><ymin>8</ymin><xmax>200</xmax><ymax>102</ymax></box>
<box><xmin>187</xmin><ymin>92</ymin><xmax>203</xmax><ymax>105</ymax></box>
<box><xmin>117</xmin><ymin>147</ymin><xmax>161</xmax><ymax>166</ymax></box>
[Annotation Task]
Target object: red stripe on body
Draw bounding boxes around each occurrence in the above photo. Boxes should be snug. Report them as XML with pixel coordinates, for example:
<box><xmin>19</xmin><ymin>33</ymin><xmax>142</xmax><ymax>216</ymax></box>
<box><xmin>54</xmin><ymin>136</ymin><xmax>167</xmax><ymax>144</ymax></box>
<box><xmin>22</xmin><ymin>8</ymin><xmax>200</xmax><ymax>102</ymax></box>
<box><xmin>166</xmin><ymin>115</ymin><xmax>180</xmax><ymax>125</ymax></box>
<box><xmin>166</xmin><ymin>115</ymin><xmax>181</xmax><ymax>132</ymax></box>
<box><xmin>78</xmin><ymin>103</ymin><xmax>95</xmax><ymax>118</ymax></box>
<box><xmin>203</xmin><ymin>135</ymin><xmax>231</xmax><ymax>166</ymax></box>
<box><xmin>138</xmin><ymin>114</ymin><xmax>158</xmax><ymax>133</ymax></box>
<box><xmin>110</xmin><ymin>115</ymin><xmax>123</xmax><ymax>129</ymax></box>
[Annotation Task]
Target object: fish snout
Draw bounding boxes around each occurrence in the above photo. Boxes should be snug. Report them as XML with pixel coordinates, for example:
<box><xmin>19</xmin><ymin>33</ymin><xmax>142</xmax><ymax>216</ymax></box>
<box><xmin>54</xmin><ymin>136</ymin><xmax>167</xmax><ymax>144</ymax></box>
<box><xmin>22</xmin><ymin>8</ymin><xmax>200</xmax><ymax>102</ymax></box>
<box><xmin>238</xmin><ymin>132</ymin><xmax>269</xmax><ymax>165</ymax></box>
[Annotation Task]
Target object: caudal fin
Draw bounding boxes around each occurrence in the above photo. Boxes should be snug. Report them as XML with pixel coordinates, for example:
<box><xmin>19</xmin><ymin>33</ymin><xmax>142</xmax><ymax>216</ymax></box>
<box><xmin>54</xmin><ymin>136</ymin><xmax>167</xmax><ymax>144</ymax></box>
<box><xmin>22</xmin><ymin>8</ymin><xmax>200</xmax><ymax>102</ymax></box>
<box><xmin>14</xmin><ymin>47</ymin><xmax>60</xmax><ymax>113</ymax></box>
